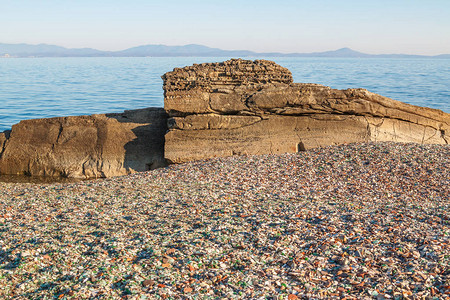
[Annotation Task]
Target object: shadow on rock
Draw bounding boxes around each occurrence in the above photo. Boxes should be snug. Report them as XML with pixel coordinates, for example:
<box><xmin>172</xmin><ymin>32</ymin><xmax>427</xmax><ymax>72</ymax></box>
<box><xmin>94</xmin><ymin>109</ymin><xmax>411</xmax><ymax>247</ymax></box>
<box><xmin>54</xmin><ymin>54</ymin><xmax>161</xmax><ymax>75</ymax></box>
<box><xmin>106</xmin><ymin>107</ymin><xmax>168</xmax><ymax>172</ymax></box>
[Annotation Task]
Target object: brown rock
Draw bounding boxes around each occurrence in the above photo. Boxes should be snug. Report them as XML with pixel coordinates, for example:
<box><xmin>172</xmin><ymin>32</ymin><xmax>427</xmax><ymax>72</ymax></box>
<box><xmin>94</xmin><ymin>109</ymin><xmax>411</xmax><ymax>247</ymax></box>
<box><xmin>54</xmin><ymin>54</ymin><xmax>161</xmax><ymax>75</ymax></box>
<box><xmin>165</xmin><ymin>114</ymin><xmax>371</xmax><ymax>163</ymax></box>
<box><xmin>0</xmin><ymin>108</ymin><xmax>168</xmax><ymax>178</ymax></box>
<box><xmin>2</xmin><ymin>58</ymin><xmax>448</xmax><ymax>178</ymax></box>
<box><xmin>0</xmin><ymin>131</ymin><xmax>8</xmax><ymax>156</ymax></box>
<box><xmin>142</xmin><ymin>279</ymin><xmax>155</xmax><ymax>287</ymax></box>
<box><xmin>163</xmin><ymin>59</ymin><xmax>449</xmax><ymax>163</ymax></box>
<box><xmin>168</xmin><ymin>114</ymin><xmax>262</xmax><ymax>130</ymax></box>
<box><xmin>162</xmin><ymin>58</ymin><xmax>293</xmax><ymax>115</ymax></box>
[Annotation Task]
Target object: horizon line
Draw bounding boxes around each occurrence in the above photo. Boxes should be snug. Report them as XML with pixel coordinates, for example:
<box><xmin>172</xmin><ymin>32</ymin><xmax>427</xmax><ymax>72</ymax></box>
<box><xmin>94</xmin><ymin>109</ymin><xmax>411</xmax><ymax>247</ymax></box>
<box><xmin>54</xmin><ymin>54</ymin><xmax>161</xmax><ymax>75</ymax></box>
<box><xmin>1</xmin><ymin>42</ymin><xmax>450</xmax><ymax>57</ymax></box>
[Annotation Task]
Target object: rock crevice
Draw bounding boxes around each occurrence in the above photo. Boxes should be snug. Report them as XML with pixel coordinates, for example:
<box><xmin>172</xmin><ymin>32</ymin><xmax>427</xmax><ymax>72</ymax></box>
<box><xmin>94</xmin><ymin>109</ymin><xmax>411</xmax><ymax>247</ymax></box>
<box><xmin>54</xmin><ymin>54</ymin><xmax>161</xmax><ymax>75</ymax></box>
<box><xmin>0</xmin><ymin>131</ymin><xmax>8</xmax><ymax>159</ymax></box>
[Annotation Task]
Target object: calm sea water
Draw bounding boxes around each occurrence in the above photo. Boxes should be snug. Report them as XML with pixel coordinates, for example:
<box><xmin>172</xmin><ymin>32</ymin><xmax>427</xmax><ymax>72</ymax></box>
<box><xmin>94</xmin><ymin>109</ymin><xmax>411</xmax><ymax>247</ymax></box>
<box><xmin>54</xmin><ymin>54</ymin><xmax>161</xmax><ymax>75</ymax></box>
<box><xmin>0</xmin><ymin>57</ymin><xmax>449</xmax><ymax>132</ymax></box>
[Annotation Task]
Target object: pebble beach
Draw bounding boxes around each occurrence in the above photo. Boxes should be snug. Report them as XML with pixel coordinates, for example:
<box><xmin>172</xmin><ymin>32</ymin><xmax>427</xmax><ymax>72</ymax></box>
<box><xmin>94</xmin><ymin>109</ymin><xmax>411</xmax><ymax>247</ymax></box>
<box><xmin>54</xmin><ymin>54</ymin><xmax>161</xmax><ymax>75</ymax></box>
<box><xmin>0</xmin><ymin>142</ymin><xmax>448</xmax><ymax>299</ymax></box>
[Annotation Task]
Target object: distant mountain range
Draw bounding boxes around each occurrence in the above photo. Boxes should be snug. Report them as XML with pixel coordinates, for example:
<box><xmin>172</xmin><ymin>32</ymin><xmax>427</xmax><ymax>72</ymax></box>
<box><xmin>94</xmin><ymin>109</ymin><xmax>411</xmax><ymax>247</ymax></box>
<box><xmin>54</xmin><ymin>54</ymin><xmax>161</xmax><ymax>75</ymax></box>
<box><xmin>1</xmin><ymin>43</ymin><xmax>449</xmax><ymax>58</ymax></box>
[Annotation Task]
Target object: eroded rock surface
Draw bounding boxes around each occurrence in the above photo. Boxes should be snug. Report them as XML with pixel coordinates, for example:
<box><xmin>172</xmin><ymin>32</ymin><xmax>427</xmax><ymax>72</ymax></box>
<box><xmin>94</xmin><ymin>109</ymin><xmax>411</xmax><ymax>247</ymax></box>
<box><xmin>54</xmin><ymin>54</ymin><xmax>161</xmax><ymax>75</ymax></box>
<box><xmin>163</xmin><ymin>59</ymin><xmax>449</xmax><ymax>163</ymax></box>
<box><xmin>1</xmin><ymin>59</ymin><xmax>448</xmax><ymax>178</ymax></box>
<box><xmin>0</xmin><ymin>108</ymin><xmax>167</xmax><ymax>178</ymax></box>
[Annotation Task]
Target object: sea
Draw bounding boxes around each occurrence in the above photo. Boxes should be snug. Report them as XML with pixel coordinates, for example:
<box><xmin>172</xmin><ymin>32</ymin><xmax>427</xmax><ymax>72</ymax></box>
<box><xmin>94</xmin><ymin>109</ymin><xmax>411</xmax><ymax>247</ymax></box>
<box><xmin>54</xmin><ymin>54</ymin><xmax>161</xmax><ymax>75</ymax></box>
<box><xmin>0</xmin><ymin>57</ymin><xmax>449</xmax><ymax>132</ymax></box>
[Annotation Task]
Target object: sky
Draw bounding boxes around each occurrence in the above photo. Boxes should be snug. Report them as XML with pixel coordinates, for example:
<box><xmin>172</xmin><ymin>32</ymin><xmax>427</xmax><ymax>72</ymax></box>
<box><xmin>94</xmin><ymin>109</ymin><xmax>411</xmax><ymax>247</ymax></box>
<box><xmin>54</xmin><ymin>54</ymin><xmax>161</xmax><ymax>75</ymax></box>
<box><xmin>2</xmin><ymin>0</ymin><xmax>450</xmax><ymax>55</ymax></box>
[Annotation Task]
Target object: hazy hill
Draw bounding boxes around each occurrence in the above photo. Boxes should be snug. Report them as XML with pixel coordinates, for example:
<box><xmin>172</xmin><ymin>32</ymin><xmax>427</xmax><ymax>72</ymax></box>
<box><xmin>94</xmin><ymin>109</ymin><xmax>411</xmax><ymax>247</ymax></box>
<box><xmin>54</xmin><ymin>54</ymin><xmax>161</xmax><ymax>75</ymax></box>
<box><xmin>1</xmin><ymin>43</ymin><xmax>448</xmax><ymax>58</ymax></box>
<box><xmin>435</xmin><ymin>54</ymin><xmax>450</xmax><ymax>59</ymax></box>
<box><xmin>285</xmin><ymin>47</ymin><xmax>371</xmax><ymax>58</ymax></box>
<box><xmin>0</xmin><ymin>43</ymin><xmax>106</xmax><ymax>57</ymax></box>
<box><xmin>113</xmin><ymin>44</ymin><xmax>256</xmax><ymax>57</ymax></box>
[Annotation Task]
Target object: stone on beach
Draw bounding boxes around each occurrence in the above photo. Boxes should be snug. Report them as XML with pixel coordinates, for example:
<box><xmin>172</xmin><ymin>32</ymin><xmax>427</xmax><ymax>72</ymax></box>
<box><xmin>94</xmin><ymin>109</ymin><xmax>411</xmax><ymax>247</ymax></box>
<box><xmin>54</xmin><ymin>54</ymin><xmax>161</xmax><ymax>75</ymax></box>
<box><xmin>163</xmin><ymin>59</ymin><xmax>449</xmax><ymax>163</ymax></box>
<box><xmin>0</xmin><ymin>108</ymin><xmax>167</xmax><ymax>178</ymax></box>
<box><xmin>0</xmin><ymin>58</ymin><xmax>449</xmax><ymax>179</ymax></box>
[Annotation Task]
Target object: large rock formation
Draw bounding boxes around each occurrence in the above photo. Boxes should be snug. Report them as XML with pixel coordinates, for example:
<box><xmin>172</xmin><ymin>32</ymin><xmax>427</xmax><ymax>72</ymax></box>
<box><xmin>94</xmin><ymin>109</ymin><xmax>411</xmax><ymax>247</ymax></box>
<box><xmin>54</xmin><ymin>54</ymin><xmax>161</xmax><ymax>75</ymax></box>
<box><xmin>0</xmin><ymin>108</ymin><xmax>167</xmax><ymax>178</ymax></box>
<box><xmin>163</xmin><ymin>59</ymin><xmax>449</xmax><ymax>163</ymax></box>
<box><xmin>1</xmin><ymin>59</ymin><xmax>448</xmax><ymax>179</ymax></box>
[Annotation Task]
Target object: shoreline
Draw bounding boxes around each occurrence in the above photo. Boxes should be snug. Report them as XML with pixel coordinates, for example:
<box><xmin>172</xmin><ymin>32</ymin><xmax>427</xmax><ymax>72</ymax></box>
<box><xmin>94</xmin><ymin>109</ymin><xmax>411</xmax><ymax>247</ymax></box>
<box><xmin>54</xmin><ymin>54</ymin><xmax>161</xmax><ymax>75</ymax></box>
<box><xmin>0</xmin><ymin>174</ymin><xmax>85</xmax><ymax>184</ymax></box>
<box><xmin>0</xmin><ymin>142</ymin><xmax>448</xmax><ymax>298</ymax></box>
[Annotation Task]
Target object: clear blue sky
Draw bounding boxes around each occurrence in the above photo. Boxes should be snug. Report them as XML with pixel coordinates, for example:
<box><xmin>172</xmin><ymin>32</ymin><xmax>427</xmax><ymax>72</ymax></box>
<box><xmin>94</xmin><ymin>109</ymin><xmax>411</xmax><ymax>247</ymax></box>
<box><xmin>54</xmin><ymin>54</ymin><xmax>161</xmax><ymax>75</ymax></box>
<box><xmin>2</xmin><ymin>0</ymin><xmax>450</xmax><ymax>55</ymax></box>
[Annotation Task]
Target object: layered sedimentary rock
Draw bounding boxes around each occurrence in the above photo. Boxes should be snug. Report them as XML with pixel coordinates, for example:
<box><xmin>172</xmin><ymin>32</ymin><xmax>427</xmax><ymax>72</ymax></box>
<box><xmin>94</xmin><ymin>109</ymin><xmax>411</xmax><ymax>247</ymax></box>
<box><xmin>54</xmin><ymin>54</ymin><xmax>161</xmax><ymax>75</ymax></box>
<box><xmin>163</xmin><ymin>59</ymin><xmax>449</xmax><ymax>163</ymax></box>
<box><xmin>1</xmin><ymin>59</ymin><xmax>448</xmax><ymax>179</ymax></box>
<box><xmin>0</xmin><ymin>108</ymin><xmax>167</xmax><ymax>178</ymax></box>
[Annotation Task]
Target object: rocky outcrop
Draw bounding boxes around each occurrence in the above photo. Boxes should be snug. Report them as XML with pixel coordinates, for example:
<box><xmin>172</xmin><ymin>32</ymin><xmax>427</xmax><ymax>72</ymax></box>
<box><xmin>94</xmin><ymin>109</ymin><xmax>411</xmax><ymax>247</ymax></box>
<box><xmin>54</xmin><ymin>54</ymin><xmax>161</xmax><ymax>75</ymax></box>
<box><xmin>0</xmin><ymin>108</ymin><xmax>167</xmax><ymax>178</ymax></box>
<box><xmin>163</xmin><ymin>59</ymin><xmax>449</xmax><ymax>163</ymax></box>
<box><xmin>1</xmin><ymin>59</ymin><xmax>448</xmax><ymax>179</ymax></box>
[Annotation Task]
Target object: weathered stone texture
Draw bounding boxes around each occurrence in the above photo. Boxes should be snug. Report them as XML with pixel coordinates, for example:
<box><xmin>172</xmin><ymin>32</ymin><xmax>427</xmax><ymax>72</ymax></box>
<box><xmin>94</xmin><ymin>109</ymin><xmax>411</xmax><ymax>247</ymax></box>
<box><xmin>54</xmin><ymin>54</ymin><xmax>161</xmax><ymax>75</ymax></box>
<box><xmin>1</xmin><ymin>58</ymin><xmax>448</xmax><ymax>178</ymax></box>
<box><xmin>0</xmin><ymin>132</ymin><xmax>8</xmax><ymax>156</ymax></box>
<box><xmin>0</xmin><ymin>108</ymin><xmax>167</xmax><ymax>178</ymax></box>
<box><xmin>163</xmin><ymin>59</ymin><xmax>449</xmax><ymax>163</ymax></box>
<box><xmin>162</xmin><ymin>59</ymin><xmax>293</xmax><ymax>114</ymax></box>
